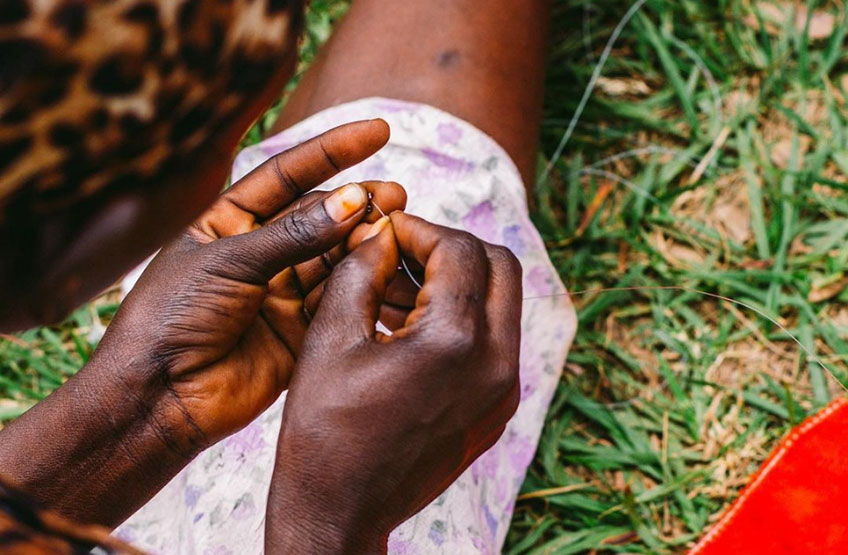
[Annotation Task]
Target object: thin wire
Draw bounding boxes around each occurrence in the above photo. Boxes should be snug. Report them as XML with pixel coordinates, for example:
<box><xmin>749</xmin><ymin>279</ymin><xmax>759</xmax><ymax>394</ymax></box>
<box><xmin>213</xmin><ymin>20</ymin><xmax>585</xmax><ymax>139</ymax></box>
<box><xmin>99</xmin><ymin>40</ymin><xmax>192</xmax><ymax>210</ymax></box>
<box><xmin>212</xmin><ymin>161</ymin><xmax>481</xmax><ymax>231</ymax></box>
<box><xmin>370</xmin><ymin>198</ymin><xmax>423</xmax><ymax>289</ymax></box>
<box><xmin>400</xmin><ymin>257</ymin><xmax>423</xmax><ymax>289</ymax></box>
<box><xmin>523</xmin><ymin>285</ymin><xmax>848</xmax><ymax>393</ymax></box>
<box><xmin>540</xmin><ymin>0</ymin><xmax>650</xmax><ymax>184</ymax></box>
<box><xmin>543</xmin><ymin>1</ymin><xmax>728</xmax><ymax>189</ymax></box>
<box><xmin>366</xmin><ymin>203</ymin><xmax>843</xmax><ymax>390</ymax></box>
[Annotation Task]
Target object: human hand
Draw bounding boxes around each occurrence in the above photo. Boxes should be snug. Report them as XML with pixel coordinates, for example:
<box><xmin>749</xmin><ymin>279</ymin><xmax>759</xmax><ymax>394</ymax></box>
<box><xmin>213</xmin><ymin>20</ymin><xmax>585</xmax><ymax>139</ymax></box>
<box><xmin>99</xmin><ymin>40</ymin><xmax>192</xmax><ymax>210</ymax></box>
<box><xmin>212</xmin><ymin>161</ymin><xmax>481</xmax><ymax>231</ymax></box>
<box><xmin>0</xmin><ymin>119</ymin><xmax>407</xmax><ymax>528</ymax></box>
<box><xmin>95</xmin><ymin>120</ymin><xmax>406</xmax><ymax>453</ymax></box>
<box><xmin>265</xmin><ymin>212</ymin><xmax>523</xmax><ymax>554</ymax></box>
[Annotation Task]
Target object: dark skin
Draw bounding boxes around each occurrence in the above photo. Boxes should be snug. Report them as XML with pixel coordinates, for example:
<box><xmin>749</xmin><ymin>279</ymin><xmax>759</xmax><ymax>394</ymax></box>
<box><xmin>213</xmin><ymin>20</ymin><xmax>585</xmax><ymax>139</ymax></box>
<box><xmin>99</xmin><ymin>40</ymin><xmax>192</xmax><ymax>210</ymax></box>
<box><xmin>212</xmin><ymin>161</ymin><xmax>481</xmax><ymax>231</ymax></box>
<box><xmin>0</xmin><ymin>0</ymin><xmax>545</xmax><ymax>549</ymax></box>
<box><xmin>268</xmin><ymin>213</ymin><xmax>523</xmax><ymax>553</ymax></box>
<box><xmin>275</xmin><ymin>0</ymin><xmax>551</xmax><ymax>186</ymax></box>
<box><xmin>0</xmin><ymin>120</ymin><xmax>410</xmax><ymax>527</ymax></box>
<box><xmin>269</xmin><ymin>0</ymin><xmax>552</xmax><ymax>547</ymax></box>
<box><xmin>0</xmin><ymin>118</ymin><xmax>523</xmax><ymax>550</ymax></box>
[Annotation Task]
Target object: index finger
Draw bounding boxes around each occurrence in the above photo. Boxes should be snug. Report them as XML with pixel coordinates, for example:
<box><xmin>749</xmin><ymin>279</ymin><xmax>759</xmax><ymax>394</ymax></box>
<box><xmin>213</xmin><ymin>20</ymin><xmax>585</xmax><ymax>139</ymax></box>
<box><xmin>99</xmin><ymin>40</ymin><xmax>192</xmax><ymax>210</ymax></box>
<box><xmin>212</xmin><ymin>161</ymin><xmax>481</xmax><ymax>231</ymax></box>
<box><xmin>223</xmin><ymin>119</ymin><xmax>390</xmax><ymax>220</ymax></box>
<box><xmin>388</xmin><ymin>212</ymin><xmax>489</xmax><ymax>336</ymax></box>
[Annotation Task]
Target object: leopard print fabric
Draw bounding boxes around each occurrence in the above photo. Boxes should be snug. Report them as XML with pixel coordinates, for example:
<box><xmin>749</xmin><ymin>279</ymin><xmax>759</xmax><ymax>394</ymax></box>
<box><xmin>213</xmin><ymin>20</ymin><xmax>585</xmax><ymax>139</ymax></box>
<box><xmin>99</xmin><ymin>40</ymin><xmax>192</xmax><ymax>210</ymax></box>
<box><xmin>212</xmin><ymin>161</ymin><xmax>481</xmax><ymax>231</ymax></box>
<box><xmin>0</xmin><ymin>0</ymin><xmax>300</xmax><ymax>219</ymax></box>
<box><xmin>0</xmin><ymin>1</ymin><xmax>300</xmax><ymax>549</ymax></box>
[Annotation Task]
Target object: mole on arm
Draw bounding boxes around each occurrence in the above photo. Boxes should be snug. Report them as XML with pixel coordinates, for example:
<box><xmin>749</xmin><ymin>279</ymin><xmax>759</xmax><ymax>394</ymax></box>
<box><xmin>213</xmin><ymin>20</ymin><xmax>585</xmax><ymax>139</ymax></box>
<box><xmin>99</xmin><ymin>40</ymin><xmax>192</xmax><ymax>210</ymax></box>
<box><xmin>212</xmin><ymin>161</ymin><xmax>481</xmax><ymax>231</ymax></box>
<box><xmin>435</xmin><ymin>49</ymin><xmax>460</xmax><ymax>69</ymax></box>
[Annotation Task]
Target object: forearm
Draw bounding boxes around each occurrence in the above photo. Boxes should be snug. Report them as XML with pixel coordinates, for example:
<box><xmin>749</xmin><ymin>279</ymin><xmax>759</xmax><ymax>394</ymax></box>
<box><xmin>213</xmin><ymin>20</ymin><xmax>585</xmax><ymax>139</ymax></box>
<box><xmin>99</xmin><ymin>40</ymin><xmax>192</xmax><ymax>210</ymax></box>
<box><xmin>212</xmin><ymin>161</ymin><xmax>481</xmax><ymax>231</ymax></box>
<box><xmin>0</xmin><ymin>346</ymin><xmax>205</xmax><ymax>528</ymax></box>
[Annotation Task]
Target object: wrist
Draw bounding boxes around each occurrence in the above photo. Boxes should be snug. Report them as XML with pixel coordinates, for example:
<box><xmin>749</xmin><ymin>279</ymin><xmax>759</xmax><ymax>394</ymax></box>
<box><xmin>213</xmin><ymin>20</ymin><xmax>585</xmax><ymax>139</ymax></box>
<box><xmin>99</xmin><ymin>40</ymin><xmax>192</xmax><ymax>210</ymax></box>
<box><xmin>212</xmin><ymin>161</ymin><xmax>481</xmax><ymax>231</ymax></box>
<box><xmin>266</xmin><ymin>509</ymin><xmax>388</xmax><ymax>555</ymax></box>
<box><xmin>0</xmin><ymin>345</ymin><xmax>206</xmax><ymax>526</ymax></box>
<box><xmin>265</xmin><ymin>466</ymin><xmax>389</xmax><ymax>554</ymax></box>
<box><xmin>84</xmin><ymin>336</ymin><xmax>210</xmax><ymax>458</ymax></box>
<box><xmin>75</xmin><ymin>344</ymin><xmax>209</xmax><ymax>463</ymax></box>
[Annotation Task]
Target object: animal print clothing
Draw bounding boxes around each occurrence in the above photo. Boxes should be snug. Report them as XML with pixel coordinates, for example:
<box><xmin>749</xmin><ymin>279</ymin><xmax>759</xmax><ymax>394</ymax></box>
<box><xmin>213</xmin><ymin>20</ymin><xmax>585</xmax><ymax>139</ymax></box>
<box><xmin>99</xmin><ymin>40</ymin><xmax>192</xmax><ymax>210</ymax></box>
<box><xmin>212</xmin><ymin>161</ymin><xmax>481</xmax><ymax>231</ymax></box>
<box><xmin>0</xmin><ymin>0</ymin><xmax>300</xmax><ymax>218</ymax></box>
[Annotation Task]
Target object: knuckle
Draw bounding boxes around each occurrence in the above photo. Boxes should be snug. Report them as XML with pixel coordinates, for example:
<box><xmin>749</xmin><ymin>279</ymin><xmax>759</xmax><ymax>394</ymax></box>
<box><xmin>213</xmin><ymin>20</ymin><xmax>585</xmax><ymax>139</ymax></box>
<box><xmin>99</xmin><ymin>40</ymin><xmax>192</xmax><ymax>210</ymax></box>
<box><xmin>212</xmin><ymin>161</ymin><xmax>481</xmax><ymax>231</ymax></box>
<box><xmin>451</xmin><ymin>327</ymin><xmax>477</xmax><ymax>355</ymax></box>
<box><xmin>490</xmin><ymin>245</ymin><xmax>522</xmax><ymax>279</ymax></box>
<box><xmin>272</xmin><ymin>153</ymin><xmax>302</xmax><ymax>197</ymax></box>
<box><xmin>503</xmin><ymin>359</ymin><xmax>521</xmax><ymax>391</ymax></box>
<box><xmin>320</xmin><ymin>270</ymin><xmax>345</xmax><ymax>300</ymax></box>
<box><xmin>333</xmin><ymin>253</ymin><xmax>368</xmax><ymax>280</ymax></box>
<box><xmin>448</xmin><ymin>231</ymin><xmax>486</xmax><ymax>262</ymax></box>
<box><xmin>324</xmin><ymin>255</ymin><xmax>380</xmax><ymax>300</ymax></box>
<box><xmin>490</xmin><ymin>361</ymin><xmax>520</xmax><ymax>410</ymax></box>
<box><xmin>276</xmin><ymin>210</ymin><xmax>320</xmax><ymax>250</ymax></box>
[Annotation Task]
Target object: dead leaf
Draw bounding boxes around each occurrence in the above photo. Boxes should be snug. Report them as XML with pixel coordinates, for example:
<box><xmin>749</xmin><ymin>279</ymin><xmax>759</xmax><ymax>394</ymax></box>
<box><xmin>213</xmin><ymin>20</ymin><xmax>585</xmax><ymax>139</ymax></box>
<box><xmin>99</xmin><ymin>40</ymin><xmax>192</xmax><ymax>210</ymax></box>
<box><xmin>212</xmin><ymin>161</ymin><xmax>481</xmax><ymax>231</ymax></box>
<box><xmin>829</xmin><ymin>306</ymin><xmax>848</xmax><ymax>327</ymax></box>
<box><xmin>808</xmin><ymin>277</ymin><xmax>848</xmax><ymax>303</ymax></box>
<box><xmin>739</xmin><ymin>258</ymin><xmax>773</xmax><ymax>270</ymax></box>
<box><xmin>654</xmin><ymin>231</ymin><xmax>705</xmax><ymax>267</ymax></box>
<box><xmin>617</xmin><ymin>241</ymin><xmax>629</xmax><ymax>273</ymax></box>
<box><xmin>801</xmin><ymin>7</ymin><xmax>836</xmax><ymax>40</ymax></box>
<box><xmin>790</xmin><ymin>234</ymin><xmax>814</xmax><ymax>256</ymax></box>
<box><xmin>742</xmin><ymin>2</ymin><xmax>786</xmax><ymax>35</ymax></box>
<box><xmin>770</xmin><ymin>139</ymin><xmax>791</xmax><ymax>168</ymax></box>
<box><xmin>596</xmin><ymin>76</ymin><xmax>651</xmax><ymax>97</ymax></box>
<box><xmin>770</xmin><ymin>135</ymin><xmax>812</xmax><ymax>169</ymax></box>
<box><xmin>742</xmin><ymin>2</ymin><xmax>835</xmax><ymax>40</ymax></box>
<box><xmin>667</xmin><ymin>243</ymin><xmax>705</xmax><ymax>265</ymax></box>
<box><xmin>602</xmin><ymin>532</ymin><xmax>639</xmax><ymax>546</ymax></box>
<box><xmin>724</xmin><ymin>89</ymin><xmax>756</xmax><ymax>118</ymax></box>
<box><xmin>577</xmin><ymin>181</ymin><xmax>613</xmax><ymax>236</ymax></box>
<box><xmin>565</xmin><ymin>363</ymin><xmax>585</xmax><ymax>376</ymax></box>
<box><xmin>672</xmin><ymin>170</ymin><xmax>753</xmax><ymax>245</ymax></box>
<box><xmin>713</xmin><ymin>189</ymin><xmax>752</xmax><ymax>243</ymax></box>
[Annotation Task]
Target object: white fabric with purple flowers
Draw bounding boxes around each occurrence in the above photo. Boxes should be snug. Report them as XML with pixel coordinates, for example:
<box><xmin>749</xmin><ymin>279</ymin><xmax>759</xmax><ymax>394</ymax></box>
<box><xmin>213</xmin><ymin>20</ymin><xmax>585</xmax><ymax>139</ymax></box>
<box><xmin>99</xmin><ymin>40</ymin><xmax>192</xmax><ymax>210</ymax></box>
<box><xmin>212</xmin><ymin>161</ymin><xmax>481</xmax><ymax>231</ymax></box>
<box><xmin>116</xmin><ymin>97</ymin><xmax>577</xmax><ymax>554</ymax></box>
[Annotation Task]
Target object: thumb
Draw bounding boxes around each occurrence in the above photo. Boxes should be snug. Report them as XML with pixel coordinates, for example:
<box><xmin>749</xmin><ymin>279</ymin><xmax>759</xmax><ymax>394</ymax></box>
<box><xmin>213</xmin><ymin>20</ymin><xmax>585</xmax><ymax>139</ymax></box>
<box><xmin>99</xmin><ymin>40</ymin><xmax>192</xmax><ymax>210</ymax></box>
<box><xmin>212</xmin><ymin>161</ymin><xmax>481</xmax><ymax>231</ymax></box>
<box><xmin>208</xmin><ymin>184</ymin><xmax>369</xmax><ymax>284</ymax></box>
<box><xmin>307</xmin><ymin>217</ymin><xmax>399</xmax><ymax>353</ymax></box>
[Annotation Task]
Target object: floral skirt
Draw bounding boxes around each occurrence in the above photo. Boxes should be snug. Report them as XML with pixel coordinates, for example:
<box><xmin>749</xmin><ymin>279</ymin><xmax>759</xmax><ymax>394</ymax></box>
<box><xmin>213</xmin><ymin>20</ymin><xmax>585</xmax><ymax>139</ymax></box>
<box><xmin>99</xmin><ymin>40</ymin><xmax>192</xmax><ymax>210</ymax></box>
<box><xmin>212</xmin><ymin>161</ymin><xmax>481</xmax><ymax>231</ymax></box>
<box><xmin>116</xmin><ymin>98</ymin><xmax>577</xmax><ymax>555</ymax></box>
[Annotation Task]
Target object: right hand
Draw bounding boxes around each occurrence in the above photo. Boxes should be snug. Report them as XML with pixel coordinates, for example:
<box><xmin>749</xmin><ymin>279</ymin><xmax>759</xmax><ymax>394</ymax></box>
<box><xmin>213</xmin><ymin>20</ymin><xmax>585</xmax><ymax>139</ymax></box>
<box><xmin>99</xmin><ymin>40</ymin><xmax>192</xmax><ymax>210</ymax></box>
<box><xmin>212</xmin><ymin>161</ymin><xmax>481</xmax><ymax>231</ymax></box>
<box><xmin>265</xmin><ymin>212</ymin><xmax>523</xmax><ymax>553</ymax></box>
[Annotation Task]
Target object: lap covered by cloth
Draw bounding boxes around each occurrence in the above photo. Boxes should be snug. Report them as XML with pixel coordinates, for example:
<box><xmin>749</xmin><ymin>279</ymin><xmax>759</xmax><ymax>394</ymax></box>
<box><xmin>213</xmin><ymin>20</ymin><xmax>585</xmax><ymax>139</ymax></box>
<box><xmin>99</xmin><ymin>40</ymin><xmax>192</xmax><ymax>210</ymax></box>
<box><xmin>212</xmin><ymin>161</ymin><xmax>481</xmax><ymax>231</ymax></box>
<box><xmin>116</xmin><ymin>97</ymin><xmax>577</xmax><ymax>555</ymax></box>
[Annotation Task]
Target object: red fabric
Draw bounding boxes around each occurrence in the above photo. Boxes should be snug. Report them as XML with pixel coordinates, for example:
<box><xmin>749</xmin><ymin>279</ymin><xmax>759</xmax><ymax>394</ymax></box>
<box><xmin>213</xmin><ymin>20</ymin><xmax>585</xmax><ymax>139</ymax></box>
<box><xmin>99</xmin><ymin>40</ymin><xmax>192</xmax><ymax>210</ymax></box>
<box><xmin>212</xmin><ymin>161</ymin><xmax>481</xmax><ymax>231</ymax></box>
<box><xmin>691</xmin><ymin>397</ymin><xmax>848</xmax><ymax>554</ymax></box>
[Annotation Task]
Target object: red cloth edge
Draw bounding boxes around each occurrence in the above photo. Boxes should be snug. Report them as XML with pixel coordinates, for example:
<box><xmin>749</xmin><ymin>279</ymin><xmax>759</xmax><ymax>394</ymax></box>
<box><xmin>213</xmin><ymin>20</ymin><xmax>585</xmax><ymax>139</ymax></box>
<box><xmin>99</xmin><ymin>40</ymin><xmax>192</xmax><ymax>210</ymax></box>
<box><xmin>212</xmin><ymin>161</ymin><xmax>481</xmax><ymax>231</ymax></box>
<box><xmin>689</xmin><ymin>396</ymin><xmax>848</xmax><ymax>554</ymax></box>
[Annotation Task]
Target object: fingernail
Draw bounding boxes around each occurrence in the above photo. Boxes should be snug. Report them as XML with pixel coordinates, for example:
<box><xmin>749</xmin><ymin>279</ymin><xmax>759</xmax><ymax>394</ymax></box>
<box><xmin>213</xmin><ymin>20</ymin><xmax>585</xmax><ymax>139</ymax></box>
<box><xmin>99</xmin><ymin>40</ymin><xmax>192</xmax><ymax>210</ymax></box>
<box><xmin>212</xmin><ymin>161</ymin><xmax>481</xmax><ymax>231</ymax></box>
<box><xmin>363</xmin><ymin>216</ymin><xmax>390</xmax><ymax>241</ymax></box>
<box><xmin>324</xmin><ymin>184</ymin><xmax>367</xmax><ymax>222</ymax></box>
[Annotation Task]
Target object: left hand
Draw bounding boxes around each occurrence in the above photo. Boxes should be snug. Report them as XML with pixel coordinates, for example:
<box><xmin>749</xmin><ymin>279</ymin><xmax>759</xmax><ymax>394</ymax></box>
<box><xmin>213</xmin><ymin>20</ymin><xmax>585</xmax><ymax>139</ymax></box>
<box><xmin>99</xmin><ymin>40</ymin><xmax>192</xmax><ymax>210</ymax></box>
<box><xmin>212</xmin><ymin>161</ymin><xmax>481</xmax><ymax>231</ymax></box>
<box><xmin>0</xmin><ymin>119</ymin><xmax>406</xmax><ymax>528</ymax></box>
<box><xmin>98</xmin><ymin>120</ymin><xmax>407</xmax><ymax>451</ymax></box>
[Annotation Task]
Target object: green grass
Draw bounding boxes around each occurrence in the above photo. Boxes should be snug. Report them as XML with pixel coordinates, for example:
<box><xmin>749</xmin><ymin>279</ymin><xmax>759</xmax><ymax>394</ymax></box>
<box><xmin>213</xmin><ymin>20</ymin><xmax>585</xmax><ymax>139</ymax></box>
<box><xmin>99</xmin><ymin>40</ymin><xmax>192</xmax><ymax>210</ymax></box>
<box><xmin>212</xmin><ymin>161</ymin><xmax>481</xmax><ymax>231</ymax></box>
<box><xmin>3</xmin><ymin>1</ymin><xmax>848</xmax><ymax>553</ymax></box>
<box><xmin>512</xmin><ymin>1</ymin><xmax>848</xmax><ymax>552</ymax></box>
